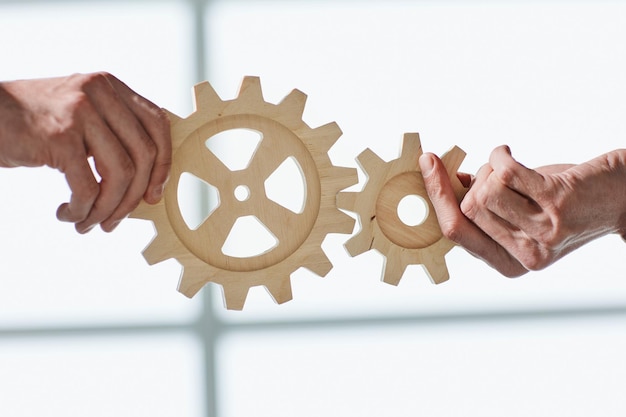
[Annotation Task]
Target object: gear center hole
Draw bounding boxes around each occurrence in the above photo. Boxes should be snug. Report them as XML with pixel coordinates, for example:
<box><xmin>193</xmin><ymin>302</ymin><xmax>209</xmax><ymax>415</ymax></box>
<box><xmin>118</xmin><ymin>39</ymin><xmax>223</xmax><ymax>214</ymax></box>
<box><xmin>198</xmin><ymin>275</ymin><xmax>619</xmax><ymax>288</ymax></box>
<box><xmin>234</xmin><ymin>185</ymin><xmax>250</xmax><ymax>202</ymax></box>
<box><xmin>397</xmin><ymin>194</ymin><xmax>429</xmax><ymax>227</ymax></box>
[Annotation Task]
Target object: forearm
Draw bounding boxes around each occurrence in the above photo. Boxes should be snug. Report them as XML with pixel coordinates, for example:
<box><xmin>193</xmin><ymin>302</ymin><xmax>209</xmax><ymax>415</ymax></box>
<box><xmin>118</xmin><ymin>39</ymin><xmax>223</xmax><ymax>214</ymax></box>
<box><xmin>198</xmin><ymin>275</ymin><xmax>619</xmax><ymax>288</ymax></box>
<box><xmin>598</xmin><ymin>148</ymin><xmax>626</xmax><ymax>237</ymax></box>
<box><xmin>0</xmin><ymin>81</ymin><xmax>34</xmax><ymax>168</ymax></box>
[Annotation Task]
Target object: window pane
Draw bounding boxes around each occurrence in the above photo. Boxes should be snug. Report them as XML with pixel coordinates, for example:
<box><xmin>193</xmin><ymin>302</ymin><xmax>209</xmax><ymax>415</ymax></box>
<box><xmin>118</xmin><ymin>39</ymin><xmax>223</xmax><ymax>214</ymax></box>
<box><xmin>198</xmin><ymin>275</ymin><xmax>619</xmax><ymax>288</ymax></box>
<box><xmin>0</xmin><ymin>2</ymin><xmax>200</xmax><ymax>325</ymax></box>
<box><xmin>0</xmin><ymin>333</ymin><xmax>205</xmax><ymax>417</ymax></box>
<box><xmin>218</xmin><ymin>315</ymin><xmax>626</xmax><ymax>417</ymax></box>
<box><xmin>205</xmin><ymin>1</ymin><xmax>626</xmax><ymax>318</ymax></box>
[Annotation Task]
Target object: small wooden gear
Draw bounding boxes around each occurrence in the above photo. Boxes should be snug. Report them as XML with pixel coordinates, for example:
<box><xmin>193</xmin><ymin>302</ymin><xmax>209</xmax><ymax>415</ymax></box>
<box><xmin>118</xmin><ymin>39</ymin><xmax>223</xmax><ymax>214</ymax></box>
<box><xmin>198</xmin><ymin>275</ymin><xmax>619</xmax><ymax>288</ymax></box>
<box><xmin>337</xmin><ymin>133</ymin><xmax>467</xmax><ymax>285</ymax></box>
<box><xmin>131</xmin><ymin>77</ymin><xmax>357</xmax><ymax>310</ymax></box>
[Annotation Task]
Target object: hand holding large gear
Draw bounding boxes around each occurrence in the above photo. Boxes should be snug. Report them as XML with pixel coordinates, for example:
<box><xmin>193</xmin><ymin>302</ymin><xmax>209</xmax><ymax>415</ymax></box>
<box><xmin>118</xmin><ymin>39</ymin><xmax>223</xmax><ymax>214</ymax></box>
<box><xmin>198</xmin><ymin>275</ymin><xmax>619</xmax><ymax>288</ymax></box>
<box><xmin>131</xmin><ymin>77</ymin><xmax>358</xmax><ymax>310</ymax></box>
<box><xmin>337</xmin><ymin>133</ymin><xmax>467</xmax><ymax>286</ymax></box>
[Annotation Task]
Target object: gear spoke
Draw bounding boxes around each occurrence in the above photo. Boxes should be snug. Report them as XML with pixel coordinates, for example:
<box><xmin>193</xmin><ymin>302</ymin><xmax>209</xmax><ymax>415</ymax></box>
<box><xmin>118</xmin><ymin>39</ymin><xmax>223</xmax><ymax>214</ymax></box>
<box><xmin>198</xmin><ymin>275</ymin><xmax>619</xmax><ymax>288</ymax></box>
<box><xmin>256</xmin><ymin>199</ymin><xmax>302</xmax><ymax>240</ymax></box>
<box><xmin>248</xmin><ymin>137</ymin><xmax>293</xmax><ymax>179</ymax></box>
<box><xmin>186</xmin><ymin>146</ymin><xmax>232</xmax><ymax>189</ymax></box>
<box><xmin>195</xmin><ymin>203</ymin><xmax>237</xmax><ymax>249</ymax></box>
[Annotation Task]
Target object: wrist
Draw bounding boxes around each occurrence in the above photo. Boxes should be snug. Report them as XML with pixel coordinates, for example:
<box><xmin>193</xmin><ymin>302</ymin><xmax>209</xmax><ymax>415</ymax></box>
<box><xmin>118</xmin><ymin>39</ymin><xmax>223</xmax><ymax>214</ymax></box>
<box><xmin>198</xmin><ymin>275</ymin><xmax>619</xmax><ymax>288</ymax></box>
<box><xmin>606</xmin><ymin>149</ymin><xmax>626</xmax><ymax>237</ymax></box>
<box><xmin>0</xmin><ymin>82</ymin><xmax>23</xmax><ymax>167</ymax></box>
<box><xmin>0</xmin><ymin>80</ymin><xmax>38</xmax><ymax>168</ymax></box>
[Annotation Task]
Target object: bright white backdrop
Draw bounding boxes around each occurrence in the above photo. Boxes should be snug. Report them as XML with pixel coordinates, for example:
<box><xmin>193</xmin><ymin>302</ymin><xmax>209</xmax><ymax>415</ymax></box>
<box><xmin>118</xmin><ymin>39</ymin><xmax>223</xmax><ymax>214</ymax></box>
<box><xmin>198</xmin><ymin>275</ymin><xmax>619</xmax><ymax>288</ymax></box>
<box><xmin>0</xmin><ymin>1</ymin><xmax>625</xmax><ymax>417</ymax></box>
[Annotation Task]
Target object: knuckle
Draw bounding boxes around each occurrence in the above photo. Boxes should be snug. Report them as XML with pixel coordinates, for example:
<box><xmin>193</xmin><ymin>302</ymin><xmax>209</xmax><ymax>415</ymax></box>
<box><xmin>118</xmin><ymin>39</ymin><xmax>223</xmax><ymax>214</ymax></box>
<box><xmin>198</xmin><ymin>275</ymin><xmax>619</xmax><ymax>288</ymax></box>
<box><xmin>520</xmin><ymin>249</ymin><xmax>548</xmax><ymax>271</ymax></box>
<box><xmin>534</xmin><ymin>217</ymin><xmax>566</xmax><ymax>251</ymax></box>
<box><xmin>473</xmin><ymin>186</ymin><xmax>490</xmax><ymax>207</ymax></box>
<box><xmin>440</xmin><ymin>218</ymin><xmax>464</xmax><ymax>243</ymax></box>
<box><xmin>503</xmin><ymin>266</ymin><xmax>528</xmax><ymax>278</ymax></box>
<box><xmin>143</xmin><ymin>139</ymin><xmax>158</xmax><ymax>161</ymax></box>
<box><xmin>130</xmin><ymin>135</ymin><xmax>158</xmax><ymax>170</ymax></box>
<box><xmin>460</xmin><ymin>198</ymin><xmax>478</xmax><ymax>220</ymax></box>
<box><xmin>106</xmin><ymin>155</ymin><xmax>136</xmax><ymax>183</ymax></box>
<box><xmin>83</xmin><ymin>181</ymin><xmax>100</xmax><ymax>201</ymax></box>
<box><xmin>536</xmin><ymin>232</ymin><xmax>558</xmax><ymax>251</ymax></box>
<box><xmin>72</xmin><ymin>183</ymin><xmax>100</xmax><ymax>213</ymax></box>
<box><xmin>72</xmin><ymin>72</ymin><xmax>115</xmax><ymax>95</ymax></box>
<box><xmin>119</xmin><ymin>158</ymin><xmax>136</xmax><ymax>181</ymax></box>
<box><xmin>494</xmin><ymin>163</ymin><xmax>517</xmax><ymax>186</ymax></box>
<box><xmin>68</xmin><ymin>72</ymin><xmax>100</xmax><ymax>87</ymax></box>
<box><xmin>69</xmin><ymin>92</ymin><xmax>92</xmax><ymax>114</ymax></box>
<box><xmin>85</xmin><ymin>71</ymin><xmax>113</xmax><ymax>86</ymax></box>
<box><xmin>154</xmin><ymin>107</ymin><xmax>171</xmax><ymax>129</ymax></box>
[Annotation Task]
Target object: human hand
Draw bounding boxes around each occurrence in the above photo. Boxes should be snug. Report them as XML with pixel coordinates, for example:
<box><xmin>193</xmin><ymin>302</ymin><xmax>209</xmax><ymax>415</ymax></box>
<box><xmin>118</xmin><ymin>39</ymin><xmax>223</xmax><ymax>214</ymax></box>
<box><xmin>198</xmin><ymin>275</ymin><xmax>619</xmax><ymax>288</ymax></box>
<box><xmin>419</xmin><ymin>146</ymin><xmax>626</xmax><ymax>276</ymax></box>
<box><xmin>0</xmin><ymin>72</ymin><xmax>171</xmax><ymax>233</ymax></box>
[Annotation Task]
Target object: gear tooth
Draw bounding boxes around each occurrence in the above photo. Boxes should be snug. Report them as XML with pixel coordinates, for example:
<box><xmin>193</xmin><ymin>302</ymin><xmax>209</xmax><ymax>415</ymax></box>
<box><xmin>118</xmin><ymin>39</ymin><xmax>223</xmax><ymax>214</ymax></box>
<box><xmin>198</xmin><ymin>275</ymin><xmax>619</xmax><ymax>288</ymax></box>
<box><xmin>177</xmin><ymin>261</ymin><xmax>212</xmax><ymax>298</ymax></box>
<box><xmin>327</xmin><ymin>166</ymin><xmax>358</xmax><ymax>192</ymax></box>
<box><xmin>300</xmin><ymin>122</ymin><xmax>343</xmax><ymax>153</ymax></box>
<box><xmin>279</xmin><ymin>89</ymin><xmax>307</xmax><ymax>120</ymax></box>
<box><xmin>220</xmin><ymin>284</ymin><xmax>250</xmax><ymax>311</ymax></box>
<box><xmin>381</xmin><ymin>249</ymin><xmax>407</xmax><ymax>286</ymax></box>
<box><xmin>302</xmin><ymin>249</ymin><xmax>333</xmax><ymax>277</ymax></box>
<box><xmin>193</xmin><ymin>81</ymin><xmax>222</xmax><ymax>109</ymax></box>
<box><xmin>326</xmin><ymin>208</ymin><xmax>356</xmax><ymax>234</ymax></box>
<box><xmin>422</xmin><ymin>259</ymin><xmax>450</xmax><ymax>284</ymax></box>
<box><xmin>344</xmin><ymin>229</ymin><xmax>373</xmax><ymax>257</ymax></box>
<box><xmin>264</xmin><ymin>279</ymin><xmax>293</xmax><ymax>305</ymax></box>
<box><xmin>142</xmin><ymin>235</ymin><xmax>175</xmax><ymax>265</ymax></box>
<box><xmin>441</xmin><ymin>146</ymin><xmax>468</xmax><ymax>201</ymax></box>
<box><xmin>400</xmin><ymin>132</ymin><xmax>424</xmax><ymax>160</ymax></box>
<box><xmin>356</xmin><ymin>148</ymin><xmax>385</xmax><ymax>173</ymax></box>
<box><xmin>441</xmin><ymin>145</ymin><xmax>466</xmax><ymax>172</ymax></box>
<box><xmin>316</xmin><ymin>122</ymin><xmax>343</xmax><ymax>150</ymax></box>
<box><xmin>336</xmin><ymin>191</ymin><xmax>358</xmax><ymax>212</ymax></box>
<box><xmin>237</xmin><ymin>76</ymin><xmax>264</xmax><ymax>102</ymax></box>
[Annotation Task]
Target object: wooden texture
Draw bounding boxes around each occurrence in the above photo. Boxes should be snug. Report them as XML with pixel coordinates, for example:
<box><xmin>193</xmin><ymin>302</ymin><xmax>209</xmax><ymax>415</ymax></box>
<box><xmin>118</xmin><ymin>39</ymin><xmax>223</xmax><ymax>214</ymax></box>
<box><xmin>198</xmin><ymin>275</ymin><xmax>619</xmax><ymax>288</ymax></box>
<box><xmin>131</xmin><ymin>77</ymin><xmax>357</xmax><ymax>310</ymax></box>
<box><xmin>337</xmin><ymin>133</ymin><xmax>467</xmax><ymax>286</ymax></box>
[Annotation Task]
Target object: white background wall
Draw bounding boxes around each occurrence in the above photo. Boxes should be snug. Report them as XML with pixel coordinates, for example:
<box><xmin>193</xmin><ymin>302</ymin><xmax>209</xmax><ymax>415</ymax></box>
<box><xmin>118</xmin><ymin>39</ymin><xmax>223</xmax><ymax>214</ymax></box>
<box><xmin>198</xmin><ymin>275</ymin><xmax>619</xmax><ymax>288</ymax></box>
<box><xmin>0</xmin><ymin>1</ymin><xmax>625</xmax><ymax>416</ymax></box>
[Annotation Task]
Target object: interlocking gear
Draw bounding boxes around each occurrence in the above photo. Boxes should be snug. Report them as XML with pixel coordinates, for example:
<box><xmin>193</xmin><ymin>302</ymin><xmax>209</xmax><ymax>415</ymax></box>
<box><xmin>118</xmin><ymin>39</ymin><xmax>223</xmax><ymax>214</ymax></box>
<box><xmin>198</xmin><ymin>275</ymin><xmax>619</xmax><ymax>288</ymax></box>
<box><xmin>131</xmin><ymin>77</ymin><xmax>357</xmax><ymax>310</ymax></box>
<box><xmin>337</xmin><ymin>133</ymin><xmax>467</xmax><ymax>286</ymax></box>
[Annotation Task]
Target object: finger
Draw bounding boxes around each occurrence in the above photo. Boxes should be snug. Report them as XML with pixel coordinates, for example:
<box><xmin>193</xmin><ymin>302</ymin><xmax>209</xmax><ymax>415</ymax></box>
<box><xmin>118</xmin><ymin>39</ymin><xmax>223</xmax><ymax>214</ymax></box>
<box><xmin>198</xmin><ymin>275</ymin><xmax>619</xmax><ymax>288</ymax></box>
<box><xmin>106</xmin><ymin>74</ymin><xmax>172</xmax><ymax>204</ymax></box>
<box><xmin>488</xmin><ymin>145</ymin><xmax>545</xmax><ymax>197</ymax></box>
<box><xmin>462</xmin><ymin>166</ymin><xmax>521</xmax><ymax>242</ymax></box>
<box><xmin>481</xmin><ymin>147</ymin><xmax>550</xmax><ymax>235</ymax></box>
<box><xmin>56</xmin><ymin>158</ymin><xmax>100</xmax><ymax>228</ymax></box>
<box><xmin>471</xmin><ymin>169</ymin><xmax>544</xmax><ymax>235</ymax></box>
<box><xmin>82</xmin><ymin>74</ymin><xmax>158</xmax><ymax>231</ymax></box>
<box><xmin>457</xmin><ymin>172</ymin><xmax>473</xmax><ymax>188</ymax></box>
<box><xmin>419</xmin><ymin>153</ymin><xmax>527</xmax><ymax>277</ymax></box>
<box><xmin>462</xmin><ymin>169</ymin><xmax>547</xmax><ymax>270</ymax></box>
<box><xmin>75</xmin><ymin>112</ymin><xmax>135</xmax><ymax>233</ymax></box>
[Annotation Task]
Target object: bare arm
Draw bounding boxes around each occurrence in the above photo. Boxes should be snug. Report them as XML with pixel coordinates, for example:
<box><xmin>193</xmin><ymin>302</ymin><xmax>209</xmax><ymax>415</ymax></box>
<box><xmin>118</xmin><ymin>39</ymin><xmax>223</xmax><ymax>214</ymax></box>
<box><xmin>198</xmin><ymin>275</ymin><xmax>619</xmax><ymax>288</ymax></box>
<box><xmin>0</xmin><ymin>72</ymin><xmax>171</xmax><ymax>233</ymax></box>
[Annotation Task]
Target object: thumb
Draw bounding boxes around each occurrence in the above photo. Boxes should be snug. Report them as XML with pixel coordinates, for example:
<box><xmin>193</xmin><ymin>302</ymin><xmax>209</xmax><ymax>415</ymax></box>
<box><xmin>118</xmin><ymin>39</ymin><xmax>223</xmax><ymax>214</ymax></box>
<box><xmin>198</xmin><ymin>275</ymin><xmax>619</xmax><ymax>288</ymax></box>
<box><xmin>419</xmin><ymin>152</ymin><xmax>462</xmax><ymax>222</ymax></box>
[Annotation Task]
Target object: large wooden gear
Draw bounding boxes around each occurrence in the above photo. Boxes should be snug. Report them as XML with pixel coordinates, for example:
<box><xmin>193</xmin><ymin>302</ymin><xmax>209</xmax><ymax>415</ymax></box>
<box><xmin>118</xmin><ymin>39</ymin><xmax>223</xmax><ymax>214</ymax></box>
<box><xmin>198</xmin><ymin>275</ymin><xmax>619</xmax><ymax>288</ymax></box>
<box><xmin>337</xmin><ymin>133</ymin><xmax>467</xmax><ymax>286</ymax></box>
<box><xmin>131</xmin><ymin>77</ymin><xmax>358</xmax><ymax>310</ymax></box>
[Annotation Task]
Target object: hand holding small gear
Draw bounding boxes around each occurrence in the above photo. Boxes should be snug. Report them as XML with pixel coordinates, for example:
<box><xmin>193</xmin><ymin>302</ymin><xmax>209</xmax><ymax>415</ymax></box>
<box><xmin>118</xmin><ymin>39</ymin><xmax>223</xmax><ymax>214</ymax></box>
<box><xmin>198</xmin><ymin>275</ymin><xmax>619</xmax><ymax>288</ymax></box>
<box><xmin>337</xmin><ymin>133</ymin><xmax>467</xmax><ymax>286</ymax></box>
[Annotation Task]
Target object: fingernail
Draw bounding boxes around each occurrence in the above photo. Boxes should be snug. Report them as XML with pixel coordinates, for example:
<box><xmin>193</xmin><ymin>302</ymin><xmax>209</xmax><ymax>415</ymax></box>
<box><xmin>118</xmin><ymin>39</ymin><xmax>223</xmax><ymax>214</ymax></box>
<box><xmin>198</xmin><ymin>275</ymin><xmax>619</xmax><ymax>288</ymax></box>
<box><xmin>107</xmin><ymin>220</ymin><xmax>121</xmax><ymax>232</ymax></box>
<box><xmin>419</xmin><ymin>154</ymin><xmax>435</xmax><ymax>177</ymax></box>
<box><xmin>152</xmin><ymin>185</ymin><xmax>164</xmax><ymax>200</ymax></box>
<box><xmin>79</xmin><ymin>224</ymin><xmax>95</xmax><ymax>234</ymax></box>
